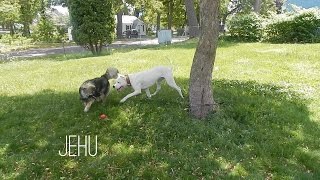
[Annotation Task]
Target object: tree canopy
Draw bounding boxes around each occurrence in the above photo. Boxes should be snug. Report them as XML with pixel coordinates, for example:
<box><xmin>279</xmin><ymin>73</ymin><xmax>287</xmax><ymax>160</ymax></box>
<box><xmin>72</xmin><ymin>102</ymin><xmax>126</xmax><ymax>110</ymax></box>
<box><xmin>0</xmin><ymin>0</ymin><xmax>20</xmax><ymax>36</ymax></box>
<box><xmin>19</xmin><ymin>0</ymin><xmax>41</xmax><ymax>36</ymax></box>
<box><xmin>69</xmin><ymin>0</ymin><xmax>114</xmax><ymax>54</ymax></box>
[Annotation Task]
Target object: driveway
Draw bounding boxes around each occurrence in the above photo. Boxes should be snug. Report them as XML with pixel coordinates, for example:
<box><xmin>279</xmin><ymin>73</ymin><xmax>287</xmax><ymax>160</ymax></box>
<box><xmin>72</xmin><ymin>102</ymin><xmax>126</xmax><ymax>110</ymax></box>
<box><xmin>0</xmin><ymin>37</ymin><xmax>188</xmax><ymax>61</ymax></box>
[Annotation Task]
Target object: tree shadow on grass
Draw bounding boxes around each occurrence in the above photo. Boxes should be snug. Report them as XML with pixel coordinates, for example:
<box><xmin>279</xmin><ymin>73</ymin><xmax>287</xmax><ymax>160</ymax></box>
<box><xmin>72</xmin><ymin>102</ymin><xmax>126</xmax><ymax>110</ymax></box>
<box><xmin>0</xmin><ymin>79</ymin><xmax>319</xmax><ymax>179</ymax></box>
<box><xmin>91</xmin><ymin>78</ymin><xmax>320</xmax><ymax>179</ymax></box>
<box><xmin>0</xmin><ymin>89</ymin><xmax>123</xmax><ymax>178</ymax></box>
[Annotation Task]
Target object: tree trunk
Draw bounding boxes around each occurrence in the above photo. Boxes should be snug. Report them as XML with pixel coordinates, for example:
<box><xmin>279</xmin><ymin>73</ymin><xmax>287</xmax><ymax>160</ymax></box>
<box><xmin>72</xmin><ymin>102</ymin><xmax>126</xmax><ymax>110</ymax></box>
<box><xmin>156</xmin><ymin>12</ymin><xmax>161</xmax><ymax>37</ymax></box>
<box><xmin>254</xmin><ymin>0</ymin><xmax>262</xmax><ymax>14</ymax></box>
<box><xmin>221</xmin><ymin>3</ymin><xmax>241</xmax><ymax>33</ymax></box>
<box><xmin>89</xmin><ymin>45</ymin><xmax>95</xmax><ymax>55</ymax></box>
<box><xmin>9</xmin><ymin>23</ymin><xmax>14</xmax><ymax>36</ymax></box>
<box><xmin>116</xmin><ymin>11</ymin><xmax>123</xmax><ymax>39</ymax></box>
<box><xmin>95</xmin><ymin>43</ymin><xmax>99</xmax><ymax>54</ymax></box>
<box><xmin>275</xmin><ymin>0</ymin><xmax>283</xmax><ymax>14</ymax></box>
<box><xmin>98</xmin><ymin>41</ymin><xmax>103</xmax><ymax>54</ymax></box>
<box><xmin>22</xmin><ymin>22</ymin><xmax>30</xmax><ymax>37</ymax></box>
<box><xmin>88</xmin><ymin>38</ymin><xmax>96</xmax><ymax>55</ymax></box>
<box><xmin>189</xmin><ymin>0</ymin><xmax>220</xmax><ymax>119</ymax></box>
<box><xmin>167</xmin><ymin>0</ymin><xmax>173</xmax><ymax>30</ymax></box>
<box><xmin>185</xmin><ymin>0</ymin><xmax>199</xmax><ymax>38</ymax></box>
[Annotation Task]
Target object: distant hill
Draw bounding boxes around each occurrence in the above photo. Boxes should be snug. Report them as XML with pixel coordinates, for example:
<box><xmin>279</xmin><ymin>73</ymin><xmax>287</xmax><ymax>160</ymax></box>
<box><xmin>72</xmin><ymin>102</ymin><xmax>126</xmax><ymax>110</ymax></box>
<box><xmin>286</xmin><ymin>0</ymin><xmax>320</xmax><ymax>9</ymax></box>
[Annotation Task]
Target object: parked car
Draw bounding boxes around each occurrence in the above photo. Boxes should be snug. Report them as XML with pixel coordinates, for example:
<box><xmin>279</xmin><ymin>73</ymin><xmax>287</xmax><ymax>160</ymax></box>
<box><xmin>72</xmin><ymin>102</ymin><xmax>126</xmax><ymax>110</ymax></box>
<box><xmin>123</xmin><ymin>29</ymin><xmax>139</xmax><ymax>38</ymax></box>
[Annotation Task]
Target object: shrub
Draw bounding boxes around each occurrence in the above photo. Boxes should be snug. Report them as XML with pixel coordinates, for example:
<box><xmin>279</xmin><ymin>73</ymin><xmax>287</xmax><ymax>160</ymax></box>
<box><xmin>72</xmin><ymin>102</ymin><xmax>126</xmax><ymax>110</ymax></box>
<box><xmin>264</xmin><ymin>12</ymin><xmax>320</xmax><ymax>43</ymax></box>
<box><xmin>69</xmin><ymin>0</ymin><xmax>114</xmax><ymax>55</ymax></box>
<box><xmin>32</xmin><ymin>17</ymin><xmax>61</xmax><ymax>43</ymax></box>
<box><xmin>0</xmin><ymin>34</ymin><xmax>30</xmax><ymax>45</ymax></box>
<box><xmin>227</xmin><ymin>13</ymin><xmax>263</xmax><ymax>42</ymax></box>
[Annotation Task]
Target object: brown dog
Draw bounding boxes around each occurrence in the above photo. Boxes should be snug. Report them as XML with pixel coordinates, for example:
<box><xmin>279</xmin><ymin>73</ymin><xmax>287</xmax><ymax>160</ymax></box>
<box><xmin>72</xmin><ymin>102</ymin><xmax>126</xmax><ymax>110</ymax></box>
<box><xmin>79</xmin><ymin>67</ymin><xmax>119</xmax><ymax>112</ymax></box>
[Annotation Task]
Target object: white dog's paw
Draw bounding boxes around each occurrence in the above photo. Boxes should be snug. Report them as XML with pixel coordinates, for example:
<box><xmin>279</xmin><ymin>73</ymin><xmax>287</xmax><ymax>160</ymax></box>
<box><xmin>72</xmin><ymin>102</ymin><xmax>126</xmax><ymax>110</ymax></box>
<box><xmin>120</xmin><ymin>99</ymin><xmax>126</xmax><ymax>103</ymax></box>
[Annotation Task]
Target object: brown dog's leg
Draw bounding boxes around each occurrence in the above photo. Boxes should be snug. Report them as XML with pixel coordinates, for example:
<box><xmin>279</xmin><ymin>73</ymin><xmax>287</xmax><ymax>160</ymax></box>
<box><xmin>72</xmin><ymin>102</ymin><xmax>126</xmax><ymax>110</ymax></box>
<box><xmin>84</xmin><ymin>100</ymin><xmax>94</xmax><ymax>112</ymax></box>
<box><xmin>101</xmin><ymin>94</ymin><xmax>107</xmax><ymax>103</ymax></box>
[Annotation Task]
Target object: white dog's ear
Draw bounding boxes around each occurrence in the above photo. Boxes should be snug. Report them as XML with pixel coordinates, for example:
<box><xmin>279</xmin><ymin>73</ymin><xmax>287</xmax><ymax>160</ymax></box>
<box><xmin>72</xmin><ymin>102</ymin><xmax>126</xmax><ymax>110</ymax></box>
<box><xmin>118</xmin><ymin>74</ymin><xmax>125</xmax><ymax>79</ymax></box>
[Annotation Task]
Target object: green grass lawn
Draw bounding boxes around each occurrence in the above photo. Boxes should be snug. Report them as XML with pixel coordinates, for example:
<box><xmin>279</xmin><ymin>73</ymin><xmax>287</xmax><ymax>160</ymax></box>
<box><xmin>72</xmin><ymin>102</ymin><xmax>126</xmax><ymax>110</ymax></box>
<box><xmin>0</xmin><ymin>40</ymin><xmax>320</xmax><ymax>179</ymax></box>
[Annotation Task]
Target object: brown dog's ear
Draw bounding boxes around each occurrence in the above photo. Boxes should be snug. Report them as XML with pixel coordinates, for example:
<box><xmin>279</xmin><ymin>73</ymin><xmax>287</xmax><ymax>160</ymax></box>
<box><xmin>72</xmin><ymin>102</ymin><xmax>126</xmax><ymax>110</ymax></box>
<box><xmin>105</xmin><ymin>67</ymin><xmax>119</xmax><ymax>79</ymax></box>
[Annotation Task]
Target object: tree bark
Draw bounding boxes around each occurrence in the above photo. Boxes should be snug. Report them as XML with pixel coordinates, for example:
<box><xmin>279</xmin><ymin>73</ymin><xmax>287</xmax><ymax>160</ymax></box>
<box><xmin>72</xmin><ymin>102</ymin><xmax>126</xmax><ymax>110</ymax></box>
<box><xmin>95</xmin><ymin>43</ymin><xmax>99</xmax><ymax>54</ymax></box>
<box><xmin>254</xmin><ymin>0</ymin><xmax>262</xmax><ymax>14</ymax></box>
<box><xmin>156</xmin><ymin>12</ymin><xmax>161</xmax><ymax>37</ymax></box>
<box><xmin>9</xmin><ymin>23</ymin><xmax>14</xmax><ymax>36</ymax></box>
<box><xmin>98</xmin><ymin>41</ymin><xmax>103</xmax><ymax>54</ymax></box>
<box><xmin>89</xmin><ymin>44</ymin><xmax>95</xmax><ymax>55</ymax></box>
<box><xmin>116</xmin><ymin>11</ymin><xmax>123</xmax><ymax>39</ymax></box>
<box><xmin>185</xmin><ymin>0</ymin><xmax>199</xmax><ymax>38</ymax></box>
<box><xmin>22</xmin><ymin>22</ymin><xmax>30</xmax><ymax>37</ymax></box>
<box><xmin>167</xmin><ymin>0</ymin><xmax>173</xmax><ymax>30</ymax></box>
<box><xmin>88</xmin><ymin>37</ymin><xmax>96</xmax><ymax>55</ymax></box>
<box><xmin>221</xmin><ymin>4</ymin><xmax>241</xmax><ymax>33</ymax></box>
<box><xmin>275</xmin><ymin>0</ymin><xmax>283</xmax><ymax>14</ymax></box>
<box><xmin>189</xmin><ymin>0</ymin><xmax>220</xmax><ymax>119</ymax></box>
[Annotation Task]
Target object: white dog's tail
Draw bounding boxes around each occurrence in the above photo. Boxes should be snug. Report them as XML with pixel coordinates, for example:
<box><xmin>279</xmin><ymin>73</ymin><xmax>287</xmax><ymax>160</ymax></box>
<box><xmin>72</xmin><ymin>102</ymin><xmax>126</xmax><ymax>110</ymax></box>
<box><xmin>165</xmin><ymin>56</ymin><xmax>174</xmax><ymax>71</ymax></box>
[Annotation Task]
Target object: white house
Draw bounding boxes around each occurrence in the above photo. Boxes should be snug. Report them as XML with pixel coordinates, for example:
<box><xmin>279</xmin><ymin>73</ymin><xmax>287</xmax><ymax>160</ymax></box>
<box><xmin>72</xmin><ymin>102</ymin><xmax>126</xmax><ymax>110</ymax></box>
<box><xmin>48</xmin><ymin>5</ymin><xmax>69</xmax><ymax>26</ymax></box>
<box><xmin>116</xmin><ymin>15</ymin><xmax>146</xmax><ymax>36</ymax></box>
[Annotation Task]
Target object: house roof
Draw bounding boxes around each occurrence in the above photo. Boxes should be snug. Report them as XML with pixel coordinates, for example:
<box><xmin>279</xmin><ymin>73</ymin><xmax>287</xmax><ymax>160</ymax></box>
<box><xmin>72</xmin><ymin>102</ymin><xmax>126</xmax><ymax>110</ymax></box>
<box><xmin>51</xmin><ymin>5</ymin><xmax>69</xmax><ymax>16</ymax></box>
<box><xmin>123</xmin><ymin>15</ymin><xmax>138</xmax><ymax>24</ymax></box>
<box><xmin>115</xmin><ymin>15</ymin><xmax>144</xmax><ymax>24</ymax></box>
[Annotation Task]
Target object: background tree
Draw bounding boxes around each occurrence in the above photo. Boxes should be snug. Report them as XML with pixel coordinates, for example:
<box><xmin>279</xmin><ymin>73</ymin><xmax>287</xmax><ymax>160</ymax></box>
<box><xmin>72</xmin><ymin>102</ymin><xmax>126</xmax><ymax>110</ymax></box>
<box><xmin>254</xmin><ymin>0</ymin><xmax>262</xmax><ymax>13</ymax></box>
<box><xmin>164</xmin><ymin>0</ymin><xmax>174</xmax><ymax>30</ymax></box>
<box><xmin>161</xmin><ymin>0</ymin><xmax>186</xmax><ymax>30</ymax></box>
<box><xmin>19</xmin><ymin>0</ymin><xmax>41</xmax><ymax>37</ymax></box>
<box><xmin>128</xmin><ymin>0</ymin><xmax>180</xmax><ymax>32</ymax></box>
<box><xmin>257</xmin><ymin>0</ymin><xmax>276</xmax><ymax>15</ymax></box>
<box><xmin>68</xmin><ymin>0</ymin><xmax>114</xmax><ymax>55</ymax></box>
<box><xmin>31</xmin><ymin>0</ymin><xmax>58</xmax><ymax>42</ymax></box>
<box><xmin>0</xmin><ymin>0</ymin><xmax>20</xmax><ymax>36</ymax></box>
<box><xmin>219</xmin><ymin>0</ymin><xmax>278</xmax><ymax>31</ymax></box>
<box><xmin>149</xmin><ymin>1</ymin><xmax>164</xmax><ymax>36</ymax></box>
<box><xmin>275</xmin><ymin>0</ymin><xmax>284</xmax><ymax>14</ymax></box>
<box><xmin>125</xmin><ymin>0</ymin><xmax>194</xmax><ymax>36</ymax></box>
<box><xmin>113</xmin><ymin>0</ymin><xmax>126</xmax><ymax>39</ymax></box>
<box><xmin>33</xmin><ymin>16</ymin><xmax>57</xmax><ymax>42</ymax></box>
<box><xmin>220</xmin><ymin>0</ymin><xmax>241</xmax><ymax>31</ymax></box>
<box><xmin>185</xmin><ymin>0</ymin><xmax>199</xmax><ymax>37</ymax></box>
<box><xmin>129</xmin><ymin>0</ymin><xmax>164</xmax><ymax>36</ymax></box>
<box><xmin>189</xmin><ymin>0</ymin><xmax>220</xmax><ymax>119</ymax></box>
<box><xmin>241</xmin><ymin>0</ymin><xmax>276</xmax><ymax>15</ymax></box>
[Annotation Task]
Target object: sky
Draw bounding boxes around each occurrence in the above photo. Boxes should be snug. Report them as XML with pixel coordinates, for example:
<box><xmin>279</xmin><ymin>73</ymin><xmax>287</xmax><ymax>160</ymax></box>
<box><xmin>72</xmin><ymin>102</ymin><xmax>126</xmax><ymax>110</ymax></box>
<box><xmin>286</xmin><ymin>0</ymin><xmax>320</xmax><ymax>8</ymax></box>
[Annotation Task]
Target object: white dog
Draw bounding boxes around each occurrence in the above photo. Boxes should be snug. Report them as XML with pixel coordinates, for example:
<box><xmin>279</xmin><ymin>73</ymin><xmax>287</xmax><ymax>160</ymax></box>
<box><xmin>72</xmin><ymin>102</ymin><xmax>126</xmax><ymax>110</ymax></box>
<box><xmin>114</xmin><ymin>66</ymin><xmax>184</xmax><ymax>103</ymax></box>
